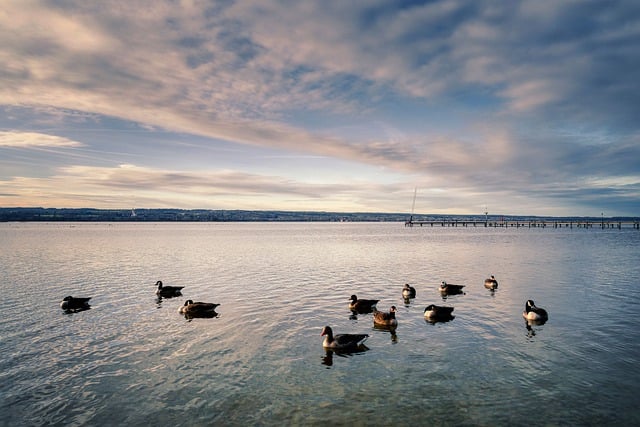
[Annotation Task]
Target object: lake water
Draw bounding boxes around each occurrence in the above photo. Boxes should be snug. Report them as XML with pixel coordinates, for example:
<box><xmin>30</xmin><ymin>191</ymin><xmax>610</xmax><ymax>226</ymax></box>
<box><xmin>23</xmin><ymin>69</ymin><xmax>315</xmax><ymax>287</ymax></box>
<box><xmin>1</xmin><ymin>222</ymin><xmax>639</xmax><ymax>426</ymax></box>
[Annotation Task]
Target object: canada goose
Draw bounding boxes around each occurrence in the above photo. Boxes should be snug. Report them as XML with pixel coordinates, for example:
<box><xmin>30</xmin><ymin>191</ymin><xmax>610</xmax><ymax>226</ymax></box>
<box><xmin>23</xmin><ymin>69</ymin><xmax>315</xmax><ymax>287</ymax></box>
<box><xmin>423</xmin><ymin>304</ymin><xmax>455</xmax><ymax>321</ymax></box>
<box><xmin>373</xmin><ymin>306</ymin><xmax>398</xmax><ymax>328</ymax></box>
<box><xmin>320</xmin><ymin>326</ymin><xmax>368</xmax><ymax>351</ymax></box>
<box><xmin>402</xmin><ymin>284</ymin><xmax>416</xmax><ymax>298</ymax></box>
<box><xmin>60</xmin><ymin>296</ymin><xmax>91</xmax><ymax>311</ymax></box>
<box><xmin>155</xmin><ymin>280</ymin><xmax>184</xmax><ymax>297</ymax></box>
<box><xmin>484</xmin><ymin>275</ymin><xmax>499</xmax><ymax>290</ymax></box>
<box><xmin>523</xmin><ymin>299</ymin><xmax>548</xmax><ymax>322</ymax></box>
<box><xmin>439</xmin><ymin>281</ymin><xmax>465</xmax><ymax>295</ymax></box>
<box><xmin>178</xmin><ymin>299</ymin><xmax>220</xmax><ymax>316</ymax></box>
<box><xmin>348</xmin><ymin>295</ymin><xmax>379</xmax><ymax>312</ymax></box>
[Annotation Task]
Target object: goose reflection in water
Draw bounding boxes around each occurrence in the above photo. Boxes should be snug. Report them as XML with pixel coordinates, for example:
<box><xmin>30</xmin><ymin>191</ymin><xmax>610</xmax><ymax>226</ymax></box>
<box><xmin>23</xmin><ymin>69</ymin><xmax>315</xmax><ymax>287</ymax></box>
<box><xmin>373</xmin><ymin>323</ymin><xmax>398</xmax><ymax>343</ymax></box>
<box><xmin>62</xmin><ymin>305</ymin><xmax>91</xmax><ymax>314</ymax></box>
<box><xmin>321</xmin><ymin>347</ymin><xmax>369</xmax><ymax>367</ymax></box>
<box><xmin>524</xmin><ymin>315</ymin><xmax>547</xmax><ymax>331</ymax></box>
<box><xmin>155</xmin><ymin>295</ymin><xmax>166</xmax><ymax>308</ymax></box>
<box><xmin>182</xmin><ymin>311</ymin><xmax>220</xmax><ymax>321</ymax></box>
<box><xmin>525</xmin><ymin>319</ymin><xmax>546</xmax><ymax>338</ymax></box>
<box><xmin>424</xmin><ymin>315</ymin><xmax>455</xmax><ymax>325</ymax></box>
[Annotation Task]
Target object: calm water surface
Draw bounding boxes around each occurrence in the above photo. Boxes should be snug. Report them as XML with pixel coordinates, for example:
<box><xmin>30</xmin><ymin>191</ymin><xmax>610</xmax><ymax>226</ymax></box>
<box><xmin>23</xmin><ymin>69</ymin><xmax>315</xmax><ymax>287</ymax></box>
<box><xmin>1</xmin><ymin>222</ymin><xmax>639</xmax><ymax>426</ymax></box>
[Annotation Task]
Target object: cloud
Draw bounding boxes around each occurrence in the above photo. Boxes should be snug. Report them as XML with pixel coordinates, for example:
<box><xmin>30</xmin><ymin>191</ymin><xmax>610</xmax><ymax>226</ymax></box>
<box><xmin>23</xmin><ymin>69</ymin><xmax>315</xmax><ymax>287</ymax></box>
<box><xmin>2</xmin><ymin>1</ymin><xmax>638</xmax><ymax>137</ymax></box>
<box><xmin>0</xmin><ymin>131</ymin><xmax>84</xmax><ymax>148</ymax></box>
<box><xmin>0</xmin><ymin>163</ymin><xmax>399</xmax><ymax>211</ymax></box>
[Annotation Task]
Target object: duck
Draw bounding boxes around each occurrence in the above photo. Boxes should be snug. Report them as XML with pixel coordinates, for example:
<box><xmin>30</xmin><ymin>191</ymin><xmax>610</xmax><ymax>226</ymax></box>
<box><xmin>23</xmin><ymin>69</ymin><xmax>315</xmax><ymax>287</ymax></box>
<box><xmin>321</xmin><ymin>326</ymin><xmax>368</xmax><ymax>351</ymax></box>
<box><xmin>155</xmin><ymin>280</ymin><xmax>184</xmax><ymax>297</ymax></box>
<box><xmin>439</xmin><ymin>281</ymin><xmax>465</xmax><ymax>295</ymax></box>
<box><xmin>484</xmin><ymin>275</ymin><xmax>499</xmax><ymax>290</ymax></box>
<box><xmin>402</xmin><ymin>284</ymin><xmax>416</xmax><ymax>299</ymax></box>
<box><xmin>60</xmin><ymin>296</ymin><xmax>91</xmax><ymax>311</ymax></box>
<box><xmin>373</xmin><ymin>306</ymin><xmax>398</xmax><ymax>328</ymax></box>
<box><xmin>523</xmin><ymin>299</ymin><xmax>548</xmax><ymax>322</ymax></box>
<box><xmin>423</xmin><ymin>304</ymin><xmax>454</xmax><ymax>321</ymax></box>
<box><xmin>348</xmin><ymin>295</ymin><xmax>379</xmax><ymax>312</ymax></box>
<box><xmin>178</xmin><ymin>300</ymin><xmax>220</xmax><ymax>316</ymax></box>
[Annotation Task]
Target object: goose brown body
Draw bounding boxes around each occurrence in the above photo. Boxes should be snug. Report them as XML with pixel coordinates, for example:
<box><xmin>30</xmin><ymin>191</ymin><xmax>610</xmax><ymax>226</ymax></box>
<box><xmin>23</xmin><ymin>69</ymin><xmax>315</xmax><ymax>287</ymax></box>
<box><xmin>373</xmin><ymin>306</ymin><xmax>398</xmax><ymax>328</ymax></box>
<box><xmin>484</xmin><ymin>275</ymin><xmax>499</xmax><ymax>290</ymax></box>
<box><xmin>321</xmin><ymin>326</ymin><xmax>368</xmax><ymax>351</ymax></box>
<box><xmin>178</xmin><ymin>299</ymin><xmax>220</xmax><ymax>315</ymax></box>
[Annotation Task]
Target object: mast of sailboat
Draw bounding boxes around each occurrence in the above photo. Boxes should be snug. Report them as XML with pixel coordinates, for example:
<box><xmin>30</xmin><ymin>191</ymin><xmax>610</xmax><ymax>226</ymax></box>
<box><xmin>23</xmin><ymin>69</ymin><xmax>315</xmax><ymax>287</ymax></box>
<box><xmin>410</xmin><ymin>187</ymin><xmax>417</xmax><ymax>224</ymax></box>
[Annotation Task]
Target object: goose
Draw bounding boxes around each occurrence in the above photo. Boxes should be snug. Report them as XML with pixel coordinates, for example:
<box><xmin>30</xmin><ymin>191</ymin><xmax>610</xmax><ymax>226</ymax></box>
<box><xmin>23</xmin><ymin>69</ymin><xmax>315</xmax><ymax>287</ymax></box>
<box><xmin>523</xmin><ymin>299</ymin><xmax>548</xmax><ymax>322</ymax></box>
<box><xmin>155</xmin><ymin>280</ymin><xmax>184</xmax><ymax>297</ymax></box>
<box><xmin>402</xmin><ymin>284</ymin><xmax>416</xmax><ymax>298</ymax></box>
<box><xmin>60</xmin><ymin>296</ymin><xmax>91</xmax><ymax>311</ymax></box>
<box><xmin>373</xmin><ymin>306</ymin><xmax>398</xmax><ymax>328</ymax></box>
<box><xmin>439</xmin><ymin>281</ymin><xmax>465</xmax><ymax>295</ymax></box>
<box><xmin>423</xmin><ymin>304</ymin><xmax>454</xmax><ymax>321</ymax></box>
<box><xmin>178</xmin><ymin>300</ymin><xmax>220</xmax><ymax>316</ymax></box>
<box><xmin>484</xmin><ymin>275</ymin><xmax>499</xmax><ymax>290</ymax></box>
<box><xmin>349</xmin><ymin>295</ymin><xmax>379</xmax><ymax>312</ymax></box>
<box><xmin>321</xmin><ymin>326</ymin><xmax>368</xmax><ymax>351</ymax></box>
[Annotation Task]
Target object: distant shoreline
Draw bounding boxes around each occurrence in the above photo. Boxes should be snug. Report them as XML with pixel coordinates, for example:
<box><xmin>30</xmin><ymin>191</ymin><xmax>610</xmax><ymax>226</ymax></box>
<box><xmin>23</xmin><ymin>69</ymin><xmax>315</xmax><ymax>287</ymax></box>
<box><xmin>1</xmin><ymin>207</ymin><xmax>637</xmax><ymax>223</ymax></box>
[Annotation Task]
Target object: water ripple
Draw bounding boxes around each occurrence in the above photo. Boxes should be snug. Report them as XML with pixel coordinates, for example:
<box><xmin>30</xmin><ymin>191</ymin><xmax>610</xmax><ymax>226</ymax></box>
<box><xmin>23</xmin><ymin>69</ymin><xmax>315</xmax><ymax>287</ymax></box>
<box><xmin>1</xmin><ymin>223</ymin><xmax>639</xmax><ymax>426</ymax></box>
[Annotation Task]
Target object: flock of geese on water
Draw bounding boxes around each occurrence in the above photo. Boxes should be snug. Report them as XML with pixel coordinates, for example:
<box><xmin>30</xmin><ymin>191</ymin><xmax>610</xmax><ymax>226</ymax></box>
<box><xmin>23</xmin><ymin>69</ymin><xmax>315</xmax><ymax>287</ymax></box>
<box><xmin>60</xmin><ymin>280</ymin><xmax>220</xmax><ymax>320</ymax></box>
<box><xmin>60</xmin><ymin>276</ymin><xmax>549</xmax><ymax>350</ymax></box>
<box><xmin>322</xmin><ymin>275</ymin><xmax>549</xmax><ymax>352</ymax></box>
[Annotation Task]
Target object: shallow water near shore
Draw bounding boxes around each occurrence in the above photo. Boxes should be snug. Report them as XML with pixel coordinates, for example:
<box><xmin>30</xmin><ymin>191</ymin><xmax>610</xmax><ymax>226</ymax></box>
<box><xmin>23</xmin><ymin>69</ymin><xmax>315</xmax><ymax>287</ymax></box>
<box><xmin>1</xmin><ymin>222</ymin><xmax>639</xmax><ymax>426</ymax></box>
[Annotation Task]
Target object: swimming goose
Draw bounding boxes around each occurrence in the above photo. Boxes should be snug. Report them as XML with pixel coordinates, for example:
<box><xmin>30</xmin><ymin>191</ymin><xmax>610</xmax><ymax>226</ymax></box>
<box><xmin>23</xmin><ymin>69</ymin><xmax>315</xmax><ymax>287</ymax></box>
<box><xmin>523</xmin><ymin>299</ymin><xmax>548</xmax><ymax>322</ymax></box>
<box><xmin>439</xmin><ymin>281</ymin><xmax>465</xmax><ymax>295</ymax></box>
<box><xmin>321</xmin><ymin>326</ymin><xmax>368</xmax><ymax>351</ymax></box>
<box><xmin>402</xmin><ymin>284</ymin><xmax>416</xmax><ymax>299</ymax></box>
<box><xmin>484</xmin><ymin>275</ymin><xmax>499</xmax><ymax>290</ymax></box>
<box><xmin>349</xmin><ymin>295</ymin><xmax>379</xmax><ymax>312</ymax></box>
<box><xmin>155</xmin><ymin>280</ymin><xmax>184</xmax><ymax>297</ymax></box>
<box><xmin>373</xmin><ymin>306</ymin><xmax>398</xmax><ymax>328</ymax></box>
<box><xmin>178</xmin><ymin>300</ymin><xmax>220</xmax><ymax>316</ymax></box>
<box><xmin>60</xmin><ymin>296</ymin><xmax>91</xmax><ymax>311</ymax></box>
<box><xmin>423</xmin><ymin>304</ymin><xmax>455</xmax><ymax>321</ymax></box>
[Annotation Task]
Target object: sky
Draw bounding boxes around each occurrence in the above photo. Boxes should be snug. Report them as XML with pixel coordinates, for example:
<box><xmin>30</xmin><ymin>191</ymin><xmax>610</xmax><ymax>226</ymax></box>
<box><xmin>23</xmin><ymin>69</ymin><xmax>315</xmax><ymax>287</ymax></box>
<box><xmin>1</xmin><ymin>0</ymin><xmax>639</xmax><ymax>217</ymax></box>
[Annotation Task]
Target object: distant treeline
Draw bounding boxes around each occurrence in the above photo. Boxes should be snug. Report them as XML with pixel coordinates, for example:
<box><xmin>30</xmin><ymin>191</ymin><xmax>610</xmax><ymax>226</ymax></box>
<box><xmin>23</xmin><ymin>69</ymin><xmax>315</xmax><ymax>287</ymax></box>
<box><xmin>0</xmin><ymin>207</ymin><xmax>635</xmax><ymax>223</ymax></box>
<box><xmin>0</xmin><ymin>207</ymin><xmax>404</xmax><ymax>222</ymax></box>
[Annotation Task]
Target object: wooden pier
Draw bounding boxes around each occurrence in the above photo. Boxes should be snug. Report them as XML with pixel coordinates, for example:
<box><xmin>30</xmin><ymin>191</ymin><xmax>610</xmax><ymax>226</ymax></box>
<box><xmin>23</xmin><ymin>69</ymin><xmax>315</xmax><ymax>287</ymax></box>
<box><xmin>405</xmin><ymin>218</ymin><xmax>640</xmax><ymax>229</ymax></box>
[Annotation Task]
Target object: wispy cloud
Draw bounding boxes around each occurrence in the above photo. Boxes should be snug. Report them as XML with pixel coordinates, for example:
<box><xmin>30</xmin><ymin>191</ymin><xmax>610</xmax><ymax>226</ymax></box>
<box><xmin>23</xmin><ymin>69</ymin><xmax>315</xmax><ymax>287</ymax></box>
<box><xmin>0</xmin><ymin>131</ymin><xmax>84</xmax><ymax>148</ymax></box>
